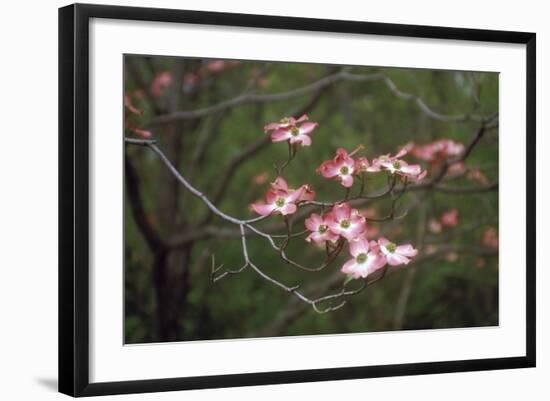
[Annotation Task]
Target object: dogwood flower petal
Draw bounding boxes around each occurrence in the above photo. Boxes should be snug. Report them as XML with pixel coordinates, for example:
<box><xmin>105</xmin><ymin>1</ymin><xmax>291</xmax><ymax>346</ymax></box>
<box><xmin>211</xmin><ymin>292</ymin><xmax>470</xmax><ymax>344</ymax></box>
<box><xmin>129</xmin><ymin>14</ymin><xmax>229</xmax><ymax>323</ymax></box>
<box><xmin>298</xmin><ymin>122</ymin><xmax>318</xmax><ymax>135</ymax></box>
<box><xmin>265</xmin><ymin>115</ymin><xmax>318</xmax><ymax>146</ymax></box>
<box><xmin>270</xmin><ymin>129</ymin><xmax>292</xmax><ymax>142</ymax></box>
<box><xmin>349</xmin><ymin>237</ymin><xmax>370</xmax><ymax>257</ymax></box>
<box><xmin>271</xmin><ymin>177</ymin><xmax>289</xmax><ymax>192</ymax></box>
<box><xmin>317</xmin><ymin>160</ymin><xmax>339</xmax><ymax>178</ymax></box>
<box><xmin>279</xmin><ymin>203</ymin><xmax>297</xmax><ymax>215</ymax></box>
<box><xmin>290</xmin><ymin>134</ymin><xmax>312</xmax><ymax>146</ymax></box>
<box><xmin>250</xmin><ymin>203</ymin><xmax>276</xmax><ymax>216</ymax></box>
<box><xmin>341</xmin><ymin>174</ymin><xmax>354</xmax><ymax>187</ymax></box>
<box><xmin>304</xmin><ymin>213</ymin><xmax>323</xmax><ymax>231</ymax></box>
<box><xmin>341</xmin><ymin>249</ymin><xmax>387</xmax><ymax>279</ymax></box>
<box><xmin>305</xmin><ymin>213</ymin><xmax>340</xmax><ymax>244</ymax></box>
<box><xmin>285</xmin><ymin>186</ymin><xmax>306</xmax><ymax>204</ymax></box>
<box><xmin>378</xmin><ymin>237</ymin><xmax>418</xmax><ymax>266</ymax></box>
<box><xmin>317</xmin><ymin>148</ymin><xmax>357</xmax><ymax>187</ymax></box>
<box><xmin>325</xmin><ymin>203</ymin><xmax>367</xmax><ymax>240</ymax></box>
<box><xmin>332</xmin><ymin>203</ymin><xmax>351</xmax><ymax>221</ymax></box>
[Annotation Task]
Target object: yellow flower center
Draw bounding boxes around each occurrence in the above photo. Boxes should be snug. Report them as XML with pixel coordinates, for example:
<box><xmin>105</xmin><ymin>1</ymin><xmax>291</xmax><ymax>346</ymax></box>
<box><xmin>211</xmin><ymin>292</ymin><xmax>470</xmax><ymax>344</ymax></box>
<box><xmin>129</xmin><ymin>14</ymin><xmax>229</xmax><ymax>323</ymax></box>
<box><xmin>386</xmin><ymin>242</ymin><xmax>397</xmax><ymax>253</ymax></box>
<box><xmin>290</xmin><ymin>127</ymin><xmax>300</xmax><ymax>136</ymax></box>
<box><xmin>340</xmin><ymin>166</ymin><xmax>349</xmax><ymax>175</ymax></box>
<box><xmin>340</xmin><ymin>219</ymin><xmax>350</xmax><ymax>229</ymax></box>
<box><xmin>275</xmin><ymin>198</ymin><xmax>285</xmax><ymax>207</ymax></box>
<box><xmin>319</xmin><ymin>224</ymin><xmax>328</xmax><ymax>233</ymax></box>
<box><xmin>356</xmin><ymin>253</ymin><xmax>367</xmax><ymax>263</ymax></box>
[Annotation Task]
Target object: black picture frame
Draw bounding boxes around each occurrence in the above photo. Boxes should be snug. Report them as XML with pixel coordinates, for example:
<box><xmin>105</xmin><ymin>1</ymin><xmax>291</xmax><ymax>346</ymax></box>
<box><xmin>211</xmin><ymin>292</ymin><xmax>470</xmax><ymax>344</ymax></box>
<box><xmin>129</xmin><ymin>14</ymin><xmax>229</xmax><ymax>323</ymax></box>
<box><xmin>59</xmin><ymin>3</ymin><xmax>536</xmax><ymax>397</ymax></box>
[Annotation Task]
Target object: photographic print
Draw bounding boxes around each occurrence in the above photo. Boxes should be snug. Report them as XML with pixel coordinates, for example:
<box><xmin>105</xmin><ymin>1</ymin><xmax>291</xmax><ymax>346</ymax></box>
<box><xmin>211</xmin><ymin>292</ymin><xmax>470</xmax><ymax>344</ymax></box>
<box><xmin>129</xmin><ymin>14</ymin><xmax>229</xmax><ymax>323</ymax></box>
<box><xmin>123</xmin><ymin>55</ymin><xmax>499</xmax><ymax>344</ymax></box>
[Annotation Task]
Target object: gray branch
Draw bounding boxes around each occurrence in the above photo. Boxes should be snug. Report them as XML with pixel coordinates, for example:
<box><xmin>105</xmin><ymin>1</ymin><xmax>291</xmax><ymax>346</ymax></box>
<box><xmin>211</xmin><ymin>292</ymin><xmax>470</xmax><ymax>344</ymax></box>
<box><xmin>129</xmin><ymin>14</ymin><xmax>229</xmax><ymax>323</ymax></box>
<box><xmin>148</xmin><ymin>71</ymin><xmax>495</xmax><ymax>126</ymax></box>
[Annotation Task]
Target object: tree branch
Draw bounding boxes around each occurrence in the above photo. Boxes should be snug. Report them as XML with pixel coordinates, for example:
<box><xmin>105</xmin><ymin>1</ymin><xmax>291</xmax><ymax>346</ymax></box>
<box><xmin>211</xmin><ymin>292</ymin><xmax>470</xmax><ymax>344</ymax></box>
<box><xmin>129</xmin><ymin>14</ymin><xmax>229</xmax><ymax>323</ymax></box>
<box><xmin>124</xmin><ymin>104</ymin><xmax>497</xmax><ymax>313</ymax></box>
<box><xmin>166</xmin><ymin>177</ymin><xmax>497</xmax><ymax>249</ymax></box>
<box><xmin>148</xmin><ymin>71</ymin><xmax>494</xmax><ymax>126</ymax></box>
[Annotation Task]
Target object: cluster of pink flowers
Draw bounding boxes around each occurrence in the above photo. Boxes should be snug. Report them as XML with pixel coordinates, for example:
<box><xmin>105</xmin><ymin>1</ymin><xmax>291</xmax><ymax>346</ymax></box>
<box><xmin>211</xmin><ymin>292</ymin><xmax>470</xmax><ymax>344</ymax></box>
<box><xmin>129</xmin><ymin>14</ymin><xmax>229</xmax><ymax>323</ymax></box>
<box><xmin>436</xmin><ymin>160</ymin><xmax>490</xmax><ymax>185</ymax></box>
<box><xmin>183</xmin><ymin>60</ymin><xmax>241</xmax><ymax>92</ymax></box>
<box><xmin>407</xmin><ymin>139</ymin><xmax>493</xmax><ymax>189</ymax></box>
<box><xmin>305</xmin><ymin>202</ymin><xmax>418</xmax><ymax>279</ymax></box>
<box><xmin>408</xmin><ymin>139</ymin><xmax>465</xmax><ymax>164</ymax></box>
<box><xmin>151</xmin><ymin>61</ymin><xmax>241</xmax><ymax>97</ymax></box>
<box><xmin>264</xmin><ymin>115</ymin><xmax>319</xmax><ymax>147</ymax></box>
<box><xmin>317</xmin><ymin>147</ymin><xmax>426</xmax><ymax>188</ymax></box>
<box><xmin>254</xmin><ymin>116</ymin><xmax>421</xmax><ymax>280</ymax></box>
<box><xmin>306</xmin><ymin>203</ymin><xmax>366</xmax><ymax>242</ymax></box>
<box><xmin>342</xmin><ymin>237</ymin><xmax>418</xmax><ymax>279</ymax></box>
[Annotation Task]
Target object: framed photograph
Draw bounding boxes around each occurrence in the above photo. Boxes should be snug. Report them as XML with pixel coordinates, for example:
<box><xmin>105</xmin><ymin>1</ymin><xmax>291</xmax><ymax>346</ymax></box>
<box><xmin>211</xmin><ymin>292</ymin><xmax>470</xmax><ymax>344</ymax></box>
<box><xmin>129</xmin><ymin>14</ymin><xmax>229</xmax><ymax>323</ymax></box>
<box><xmin>58</xmin><ymin>3</ymin><xmax>536</xmax><ymax>397</ymax></box>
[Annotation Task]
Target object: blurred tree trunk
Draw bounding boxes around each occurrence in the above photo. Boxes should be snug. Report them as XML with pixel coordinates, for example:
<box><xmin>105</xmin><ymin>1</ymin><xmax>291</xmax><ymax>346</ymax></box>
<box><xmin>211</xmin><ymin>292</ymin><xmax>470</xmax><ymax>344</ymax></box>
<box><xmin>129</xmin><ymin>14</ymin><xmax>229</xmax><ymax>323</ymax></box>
<box><xmin>152</xmin><ymin>61</ymin><xmax>199</xmax><ymax>341</ymax></box>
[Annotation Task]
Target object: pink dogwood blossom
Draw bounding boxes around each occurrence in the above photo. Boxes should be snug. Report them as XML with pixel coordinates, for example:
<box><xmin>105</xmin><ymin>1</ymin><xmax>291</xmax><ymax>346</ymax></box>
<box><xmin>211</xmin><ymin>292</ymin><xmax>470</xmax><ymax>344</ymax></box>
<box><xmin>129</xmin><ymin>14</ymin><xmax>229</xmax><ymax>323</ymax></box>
<box><xmin>250</xmin><ymin>177</ymin><xmax>314</xmax><ymax>217</ymax></box>
<box><xmin>378</xmin><ymin>237</ymin><xmax>418</xmax><ymax>266</ymax></box>
<box><xmin>441</xmin><ymin>209</ymin><xmax>459</xmax><ymax>227</ymax></box>
<box><xmin>410</xmin><ymin>139</ymin><xmax>465</xmax><ymax>163</ymax></box>
<box><xmin>271</xmin><ymin>177</ymin><xmax>316</xmax><ymax>202</ymax></box>
<box><xmin>250</xmin><ymin>187</ymin><xmax>304</xmax><ymax>217</ymax></box>
<box><xmin>341</xmin><ymin>237</ymin><xmax>387</xmax><ymax>279</ymax></box>
<box><xmin>305</xmin><ymin>213</ymin><xmax>340</xmax><ymax>244</ymax></box>
<box><xmin>324</xmin><ymin>202</ymin><xmax>367</xmax><ymax>240</ymax></box>
<box><xmin>354</xmin><ymin>157</ymin><xmax>372</xmax><ymax>173</ymax></box>
<box><xmin>264</xmin><ymin>115</ymin><xmax>318</xmax><ymax>146</ymax></box>
<box><xmin>264</xmin><ymin>114</ymin><xmax>307</xmax><ymax>132</ymax></box>
<box><xmin>372</xmin><ymin>150</ymin><xmax>427</xmax><ymax>181</ymax></box>
<box><xmin>317</xmin><ymin>148</ymin><xmax>357</xmax><ymax>187</ymax></box>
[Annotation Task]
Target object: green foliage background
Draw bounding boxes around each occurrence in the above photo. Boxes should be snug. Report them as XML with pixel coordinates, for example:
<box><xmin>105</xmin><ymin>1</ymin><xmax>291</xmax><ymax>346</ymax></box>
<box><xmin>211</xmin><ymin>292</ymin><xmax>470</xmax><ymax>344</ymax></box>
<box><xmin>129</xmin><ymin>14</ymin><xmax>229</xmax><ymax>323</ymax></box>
<box><xmin>124</xmin><ymin>56</ymin><xmax>498</xmax><ymax>343</ymax></box>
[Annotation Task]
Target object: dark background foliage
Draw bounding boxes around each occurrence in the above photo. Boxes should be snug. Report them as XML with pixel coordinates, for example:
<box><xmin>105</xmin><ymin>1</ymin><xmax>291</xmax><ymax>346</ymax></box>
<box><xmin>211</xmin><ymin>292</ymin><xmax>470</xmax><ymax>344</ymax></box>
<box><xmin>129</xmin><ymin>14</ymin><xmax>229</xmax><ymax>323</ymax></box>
<box><xmin>124</xmin><ymin>55</ymin><xmax>499</xmax><ymax>343</ymax></box>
